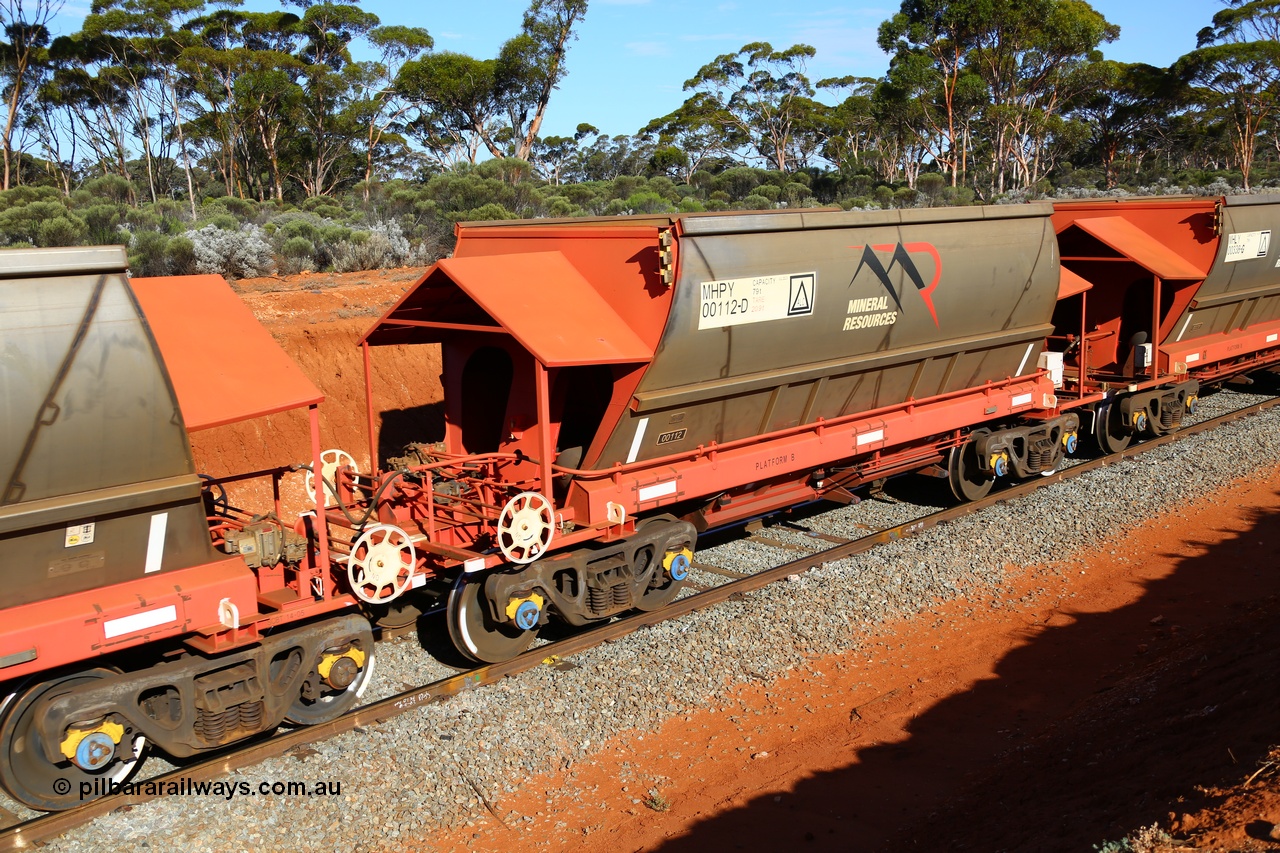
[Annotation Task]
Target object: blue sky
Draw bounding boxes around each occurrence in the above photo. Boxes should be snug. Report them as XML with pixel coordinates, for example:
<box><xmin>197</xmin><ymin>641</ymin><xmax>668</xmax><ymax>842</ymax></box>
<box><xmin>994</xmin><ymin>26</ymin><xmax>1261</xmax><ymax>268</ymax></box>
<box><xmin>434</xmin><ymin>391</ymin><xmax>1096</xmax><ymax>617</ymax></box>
<box><xmin>52</xmin><ymin>0</ymin><xmax>1225</xmax><ymax>139</ymax></box>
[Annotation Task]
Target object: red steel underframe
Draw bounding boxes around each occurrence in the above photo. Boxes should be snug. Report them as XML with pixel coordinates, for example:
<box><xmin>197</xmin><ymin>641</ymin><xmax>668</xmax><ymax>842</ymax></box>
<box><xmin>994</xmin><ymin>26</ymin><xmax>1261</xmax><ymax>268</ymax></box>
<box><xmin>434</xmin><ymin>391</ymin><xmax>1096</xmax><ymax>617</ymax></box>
<box><xmin>0</xmin><ymin>559</ymin><xmax>360</xmax><ymax>684</ymax></box>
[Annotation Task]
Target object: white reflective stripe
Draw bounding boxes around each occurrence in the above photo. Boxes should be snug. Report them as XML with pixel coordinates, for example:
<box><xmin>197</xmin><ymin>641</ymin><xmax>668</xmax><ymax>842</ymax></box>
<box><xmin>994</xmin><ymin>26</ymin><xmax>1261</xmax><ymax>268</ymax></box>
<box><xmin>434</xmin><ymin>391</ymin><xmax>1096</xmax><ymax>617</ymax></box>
<box><xmin>410</xmin><ymin>572</ymin><xmax>427</xmax><ymax>589</ymax></box>
<box><xmin>626</xmin><ymin>417</ymin><xmax>649</xmax><ymax>464</ymax></box>
<box><xmin>103</xmin><ymin>605</ymin><xmax>177</xmax><ymax>639</ymax></box>
<box><xmin>144</xmin><ymin>513</ymin><xmax>168</xmax><ymax>574</ymax></box>
<box><xmin>638</xmin><ymin>481</ymin><xmax>677</xmax><ymax>502</ymax></box>
<box><xmin>1015</xmin><ymin>343</ymin><xmax>1034</xmax><ymax>376</ymax></box>
<box><xmin>463</xmin><ymin>558</ymin><xmax>486</xmax><ymax>574</ymax></box>
<box><xmin>1012</xmin><ymin>393</ymin><xmax>1033</xmax><ymax>407</ymax></box>
<box><xmin>1176</xmin><ymin>314</ymin><xmax>1193</xmax><ymax>342</ymax></box>
<box><xmin>1185</xmin><ymin>353</ymin><xmax>1200</xmax><ymax>363</ymax></box>
<box><xmin>855</xmin><ymin>428</ymin><xmax>884</xmax><ymax>446</ymax></box>
<box><xmin>1268</xmin><ymin>333</ymin><xmax>1278</xmax><ymax>343</ymax></box>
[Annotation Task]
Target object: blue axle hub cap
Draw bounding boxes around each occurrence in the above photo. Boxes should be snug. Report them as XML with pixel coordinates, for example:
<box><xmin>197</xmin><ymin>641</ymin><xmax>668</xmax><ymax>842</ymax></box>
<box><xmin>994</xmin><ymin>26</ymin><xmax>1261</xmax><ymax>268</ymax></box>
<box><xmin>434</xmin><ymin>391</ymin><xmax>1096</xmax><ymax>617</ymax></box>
<box><xmin>669</xmin><ymin>553</ymin><xmax>690</xmax><ymax>581</ymax></box>
<box><xmin>75</xmin><ymin>732</ymin><xmax>116</xmax><ymax>770</ymax></box>
<box><xmin>513</xmin><ymin>600</ymin><xmax>540</xmax><ymax>631</ymax></box>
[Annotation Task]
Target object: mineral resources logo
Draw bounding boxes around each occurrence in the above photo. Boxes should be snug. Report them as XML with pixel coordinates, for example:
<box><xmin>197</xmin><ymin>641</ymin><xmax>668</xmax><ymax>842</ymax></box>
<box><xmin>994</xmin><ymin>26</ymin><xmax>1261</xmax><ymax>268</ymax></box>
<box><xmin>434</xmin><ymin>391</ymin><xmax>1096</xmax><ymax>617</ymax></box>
<box><xmin>846</xmin><ymin>242</ymin><xmax>943</xmax><ymax>328</ymax></box>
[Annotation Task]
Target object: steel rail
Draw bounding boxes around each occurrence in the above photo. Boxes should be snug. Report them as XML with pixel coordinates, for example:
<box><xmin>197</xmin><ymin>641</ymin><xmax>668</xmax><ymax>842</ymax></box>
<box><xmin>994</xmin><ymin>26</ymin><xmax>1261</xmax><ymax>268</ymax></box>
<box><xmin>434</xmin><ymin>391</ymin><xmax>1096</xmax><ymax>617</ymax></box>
<box><xmin>3</xmin><ymin>394</ymin><xmax>1278</xmax><ymax>850</ymax></box>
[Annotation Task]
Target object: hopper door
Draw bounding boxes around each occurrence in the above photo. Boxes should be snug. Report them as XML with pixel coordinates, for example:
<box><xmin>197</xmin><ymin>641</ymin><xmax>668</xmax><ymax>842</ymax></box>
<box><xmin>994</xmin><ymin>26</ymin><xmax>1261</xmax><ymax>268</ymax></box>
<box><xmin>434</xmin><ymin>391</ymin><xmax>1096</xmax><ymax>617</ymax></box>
<box><xmin>1057</xmin><ymin>217</ymin><xmax>1206</xmax><ymax>381</ymax></box>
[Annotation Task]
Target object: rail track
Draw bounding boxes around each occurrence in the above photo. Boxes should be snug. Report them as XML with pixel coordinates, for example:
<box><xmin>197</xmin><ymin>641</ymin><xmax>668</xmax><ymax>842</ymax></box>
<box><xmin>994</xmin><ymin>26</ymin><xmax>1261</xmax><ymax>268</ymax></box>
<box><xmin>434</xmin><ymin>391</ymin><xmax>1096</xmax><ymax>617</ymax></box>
<box><xmin>4</xmin><ymin>392</ymin><xmax>1279</xmax><ymax>851</ymax></box>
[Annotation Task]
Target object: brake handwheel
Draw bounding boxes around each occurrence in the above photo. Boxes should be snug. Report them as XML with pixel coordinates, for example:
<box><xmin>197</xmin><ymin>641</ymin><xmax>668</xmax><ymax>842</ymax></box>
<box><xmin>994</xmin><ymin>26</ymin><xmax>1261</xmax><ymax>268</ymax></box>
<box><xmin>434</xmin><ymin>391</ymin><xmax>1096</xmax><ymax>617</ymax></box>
<box><xmin>496</xmin><ymin>492</ymin><xmax>554</xmax><ymax>564</ymax></box>
<box><xmin>346</xmin><ymin>524</ymin><xmax>416</xmax><ymax>604</ymax></box>
<box><xmin>305</xmin><ymin>448</ymin><xmax>358</xmax><ymax>508</ymax></box>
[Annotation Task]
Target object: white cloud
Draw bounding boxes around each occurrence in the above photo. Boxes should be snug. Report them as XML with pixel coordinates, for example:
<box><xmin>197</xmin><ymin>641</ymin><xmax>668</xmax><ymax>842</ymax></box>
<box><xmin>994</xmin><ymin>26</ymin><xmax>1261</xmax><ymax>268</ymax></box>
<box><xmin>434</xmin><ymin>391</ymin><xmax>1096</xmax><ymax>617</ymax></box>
<box><xmin>780</xmin><ymin>8</ymin><xmax>892</xmax><ymax>74</ymax></box>
<box><xmin>627</xmin><ymin>40</ymin><xmax>671</xmax><ymax>57</ymax></box>
<box><xmin>600</xmin><ymin>0</ymin><xmax>652</xmax><ymax>4</ymax></box>
<box><xmin>679</xmin><ymin>32</ymin><xmax>744</xmax><ymax>42</ymax></box>
<box><xmin>437</xmin><ymin>31</ymin><xmax>465</xmax><ymax>40</ymax></box>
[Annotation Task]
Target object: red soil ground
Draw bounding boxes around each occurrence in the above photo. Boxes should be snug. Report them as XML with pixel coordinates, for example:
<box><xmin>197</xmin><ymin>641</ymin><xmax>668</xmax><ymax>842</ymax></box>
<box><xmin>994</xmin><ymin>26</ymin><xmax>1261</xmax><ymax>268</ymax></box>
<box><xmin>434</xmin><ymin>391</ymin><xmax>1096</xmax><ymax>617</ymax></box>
<box><xmin>199</xmin><ymin>271</ymin><xmax>1280</xmax><ymax>852</ymax></box>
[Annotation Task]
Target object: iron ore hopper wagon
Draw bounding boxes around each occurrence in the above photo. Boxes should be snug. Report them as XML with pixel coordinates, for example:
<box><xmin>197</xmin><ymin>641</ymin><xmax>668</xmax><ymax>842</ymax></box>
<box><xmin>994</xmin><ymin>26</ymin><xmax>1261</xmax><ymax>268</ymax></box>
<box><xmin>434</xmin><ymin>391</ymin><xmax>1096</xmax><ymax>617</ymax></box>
<box><xmin>1</xmin><ymin>195</ymin><xmax>1278</xmax><ymax>811</ymax></box>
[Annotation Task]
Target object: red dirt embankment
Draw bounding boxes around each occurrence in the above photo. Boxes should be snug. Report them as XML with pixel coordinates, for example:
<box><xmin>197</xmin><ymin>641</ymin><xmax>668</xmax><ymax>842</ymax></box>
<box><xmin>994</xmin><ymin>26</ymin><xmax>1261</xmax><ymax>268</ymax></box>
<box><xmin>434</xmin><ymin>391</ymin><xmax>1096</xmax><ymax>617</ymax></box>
<box><xmin>186</xmin><ymin>269</ymin><xmax>442</xmax><ymax>514</ymax></box>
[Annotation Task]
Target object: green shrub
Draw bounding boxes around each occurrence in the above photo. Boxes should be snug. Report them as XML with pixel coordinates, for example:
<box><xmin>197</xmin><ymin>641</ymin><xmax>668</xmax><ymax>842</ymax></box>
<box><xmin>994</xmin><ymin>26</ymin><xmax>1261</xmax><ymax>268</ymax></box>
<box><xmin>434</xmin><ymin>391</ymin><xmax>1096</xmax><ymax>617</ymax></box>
<box><xmin>624</xmin><ymin>191</ymin><xmax>675</xmax><ymax>214</ymax></box>
<box><xmin>81</xmin><ymin>204</ymin><xmax>124</xmax><ymax>244</ymax></box>
<box><xmin>128</xmin><ymin>230</ymin><xmax>171</xmax><ymax>277</ymax></box>
<box><xmin>166</xmin><ymin>236</ymin><xmax>197</xmax><ymax>275</ymax></box>
<box><xmin>544</xmin><ymin>196</ymin><xmax>578</xmax><ymax>217</ymax></box>
<box><xmin>894</xmin><ymin>187</ymin><xmax>919</xmax><ymax>207</ymax></box>
<box><xmin>37</xmin><ymin>215</ymin><xmax>87</xmax><ymax>247</ymax></box>
<box><xmin>214</xmin><ymin>195</ymin><xmax>256</xmax><ymax>220</ymax></box>
<box><xmin>0</xmin><ymin>185</ymin><xmax>60</xmax><ymax>211</ymax></box>
<box><xmin>279</xmin><ymin>235</ymin><xmax>317</xmax><ymax>274</ymax></box>
<box><xmin>198</xmin><ymin>213</ymin><xmax>239</xmax><ymax>231</ymax></box>
<box><xmin>0</xmin><ymin>200</ymin><xmax>71</xmax><ymax>243</ymax></box>
<box><xmin>82</xmin><ymin>175</ymin><xmax>133</xmax><ymax>205</ymax></box>
<box><xmin>754</xmin><ymin>184</ymin><xmax>781</xmax><ymax>202</ymax></box>
<box><xmin>125</xmin><ymin>207</ymin><xmax>163</xmax><ymax>232</ymax></box>
<box><xmin>712</xmin><ymin>167</ymin><xmax>761</xmax><ymax>200</ymax></box>
<box><xmin>458</xmin><ymin>203</ymin><xmax>516</xmax><ymax>221</ymax></box>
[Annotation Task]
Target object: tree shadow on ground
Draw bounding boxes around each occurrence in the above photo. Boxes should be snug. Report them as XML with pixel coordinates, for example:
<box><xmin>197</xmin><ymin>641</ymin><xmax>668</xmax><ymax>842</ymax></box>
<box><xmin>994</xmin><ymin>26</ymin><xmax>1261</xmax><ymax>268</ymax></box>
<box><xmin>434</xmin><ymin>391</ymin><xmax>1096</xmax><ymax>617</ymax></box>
<box><xmin>654</xmin><ymin>496</ymin><xmax>1280</xmax><ymax>853</ymax></box>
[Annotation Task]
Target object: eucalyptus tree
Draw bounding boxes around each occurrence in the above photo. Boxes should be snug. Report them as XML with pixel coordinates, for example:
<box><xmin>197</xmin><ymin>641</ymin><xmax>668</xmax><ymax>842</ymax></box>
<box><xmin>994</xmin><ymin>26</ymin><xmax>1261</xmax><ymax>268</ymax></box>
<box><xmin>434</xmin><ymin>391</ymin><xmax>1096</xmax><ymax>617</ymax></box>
<box><xmin>814</xmin><ymin>76</ymin><xmax>883</xmax><ymax>175</ymax></box>
<box><xmin>530</xmin><ymin>122</ymin><xmax>596</xmax><ymax>184</ymax></box>
<box><xmin>42</xmin><ymin>35</ymin><xmax>136</xmax><ymax>193</ymax></box>
<box><xmin>398</xmin><ymin>0</ymin><xmax>587</xmax><ymax>166</ymax></box>
<box><xmin>640</xmin><ymin>92</ymin><xmax>731</xmax><ymax>184</ymax></box>
<box><xmin>284</xmin><ymin>0</ymin><xmax>379</xmax><ymax>196</ymax></box>
<box><xmin>1069</xmin><ymin>61</ymin><xmax>1173</xmax><ymax>187</ymax></box>
<box><xmin>870</xmin><ymin>74</ymin><xmax>932</xmax><ymax>186</ymax></box>
<box><xmin>78</xmin><ymin>0</ymin><xmax>214</xmax><ymax>204</ymax></box>
<box><xmin>180</xmin><ymin>7</ymin><xmax>302</xmax><ymax>200</ymax></box>
<box><xmin>352</xmin><ymin>24</ymin><xmax>431</xmax><ymax>199</ymax></box>
<box><xmin>878</xmin><ymin>0</ymin><xmax>988</xmax><ymax>186</ymax></box>
<box><xmin>398</xmin><ymin>51</ymin><xmax>502</xmax><ymax>165</ymax></box>
<box><xmin>681</xmin><ymin>41</ymin><xmax>821</xmax><ymax>172</ymax></box>
<box><xmin>1176</xmin><ymin>0</ymin><xmax>1280</xmax><ymax>189</ymax></box>
<box><xmin>0</xmin><ymin>0</ymin><xmax>58</xmax><ymax>190</ymax></box>
<box><xmin>964</xmin><ymin>0</ymin><xmax>1118</xmax><ymax>194</ymax></box>
<box><xmin>497</xmin><ymin>0</ymin><xmax>587</xmax><ymax>162</ymax></box>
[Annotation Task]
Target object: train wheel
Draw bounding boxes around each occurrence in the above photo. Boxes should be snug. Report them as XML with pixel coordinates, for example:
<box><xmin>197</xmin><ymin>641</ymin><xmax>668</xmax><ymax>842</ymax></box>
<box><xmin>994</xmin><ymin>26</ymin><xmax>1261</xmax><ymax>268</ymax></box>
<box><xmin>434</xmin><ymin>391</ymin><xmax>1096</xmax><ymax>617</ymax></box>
<box><xmin>284</xmin><ymin>627</ymin><xmax>376</xmax><ymax>726</ymax></box>
<box><xmin>947</xmin><ymin>440</ymin><xmax>994</xmax><ymax>502</ymax></box>
<box><xmin>447</xmin><ymin>574</ymin><xmax>535</xmax><ymax>664</ymax></box>
<box><xmin>0</xmin><ymin>669</ymin><xmax>147</xmax><ymax>811</ymax></box>
<box><xmin>1094</xmin><ymin>402</ymin><xmax>1131</xmax><ymax>454</ymax></box>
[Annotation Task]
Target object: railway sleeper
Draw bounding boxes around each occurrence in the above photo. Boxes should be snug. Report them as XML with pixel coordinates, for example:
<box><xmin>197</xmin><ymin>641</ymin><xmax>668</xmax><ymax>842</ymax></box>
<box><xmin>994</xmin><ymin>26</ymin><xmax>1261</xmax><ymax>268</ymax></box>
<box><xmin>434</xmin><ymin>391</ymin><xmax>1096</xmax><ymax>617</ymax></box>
<box><xmin>483</xmin><ymin>517</ymin><xmax>698</xmax><ymax>628</ymax></box>
<box><xmin>31</xmin><ymin>614</ymin><xmax>373</xmax><ymax>766</ymax></box>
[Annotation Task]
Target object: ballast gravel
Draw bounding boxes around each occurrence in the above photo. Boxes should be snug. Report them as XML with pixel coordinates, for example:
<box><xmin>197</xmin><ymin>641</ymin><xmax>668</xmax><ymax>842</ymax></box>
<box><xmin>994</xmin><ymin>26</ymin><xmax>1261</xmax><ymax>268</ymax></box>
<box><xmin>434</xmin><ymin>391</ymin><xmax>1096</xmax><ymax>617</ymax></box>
<box><xmin>29</xmin><ymin>388</ymin><xmax>1280</xmax><ymax>852</ymax></box>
